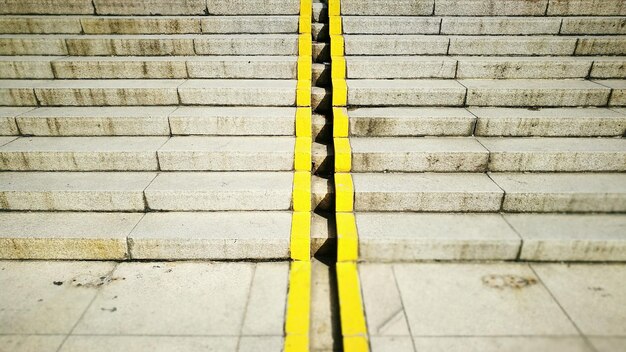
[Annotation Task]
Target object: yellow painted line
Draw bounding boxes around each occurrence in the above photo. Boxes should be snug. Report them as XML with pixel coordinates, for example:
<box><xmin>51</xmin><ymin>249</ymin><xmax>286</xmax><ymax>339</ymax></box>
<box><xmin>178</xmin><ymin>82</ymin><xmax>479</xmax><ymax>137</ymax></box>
<box><xmin>293</xmin><ymin>171</ymin><xmax>311</xmax><ymax>212</ymax></box>
<box><xmin>330</xmin><ymin>34</ymin><xmax>345</xmax><ymax>58</ymax></box>
<box><xmin>331</xmin><ymin>55</ymin><xmax>346</xmax><ymax>80</ymax></box>
<box><xmin>344</xmin><ymin>336</ymin><xmax>370</xmax><ymax>352</ymax></box>
<box><xmin>334</xmin><ymin>172</ymin><xmax>354</xmax><ymax>212</ymax></box>
<box><xmin>336</xmin><ymin>212</ymin><xmax>358</xmax><ymax>262</ymax></box>
<box><xmin>329</xmin><ymin>15</ymin><xmax>342</xmax><ymax>35</ymax></box>
<box><xmin>336</xmin><ymin>262</ymin><xmax>368</xmax><ymax>347</ymax></box>
<box><xmin>295</xmin><ymin>137</ymin><xmax>312</xmax><ymax>171</ymax></box>
<box><xmin>296</xmin><ymin>107</ymin><xmax>312</xmax><ymax>137</ymax></box>
<box><xmin>332</xmin><ymin>79</ymin><xmax>347</xmax><ymax>107</ymax></box>
<box><xmin>299</xmin><ymin>0</ymin><xmax>312</xmax><ymax>34</ymax></box>
<box><xmin>333</xmin><ymin>107</ymin><xmax>349</xmax><ymax>138</ymax></box>
<box><xmin>297</xmin><ymin>80</ymin><xmax>312</xmax><ymax>107</ymax></box>
<box><xmin>298</xmin><ymin>56</ymin><xmax>312</xmax><ymax>81</ymax></box>
<box><xmin>299</xmin><ymin>33</ymin><xmax>312</xmax><ymax>56</ymax></box>
<box><xmin>334</xmin><ymin>137</ymin><xmax>351</xmax><ymax>173</ymax></box>
<box><xmin>291</xmin><ymin>211</ymin><xmax>311</xmax><ymax>261</ymax></box>
<box><xmin>284</xmin><ymin>260</ymin><xmax>311</xmax><ymax>351</ymax></box>
<box><xmin>328</xmin><ymin>0</ymin><xmax>341</xmax><ymax>16</ymax></box>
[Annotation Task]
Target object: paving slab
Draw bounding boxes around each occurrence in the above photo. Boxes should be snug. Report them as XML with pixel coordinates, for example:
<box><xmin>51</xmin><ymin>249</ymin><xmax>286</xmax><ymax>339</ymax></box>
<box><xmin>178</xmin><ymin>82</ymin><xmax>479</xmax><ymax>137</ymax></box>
<box><xmin>412</xmin><ymin>337</ymin><xmax>592</xmax><ymax>352</ymax></box>
<box><xmin>344</xmin><ymin>35</ymin><xmax>449</xmax><ymax>55</ymax></box>
<box><xmin>0</xmin><ymin>212</ymin><xmax>141</xmax><ymax>259</ymax></box>
<box><xmin>478</xmin><ymin>137</ymin><xmax>626</xmax><ymax>172</ymax></box>
<box><xmin>0</xmin><ymin>261</ymin><xmax>117</xmax><ymax>334</ymax></box>
<box><xmin>0</xmin><ymin>335</ymin><xmax>65</xmax><ymax>352</ymax></box>
<box><xmin>595</xmin><ymin>80</ymin><xmax>626</xmax><ymax>106</ymax></box>
<box><xmin>72</xmin><ymin>262</ymin><xmax>287</xmax><ymax>335</ymax></box>
<box><xmin>0</xmin><ymin>172</ymin><xmax>156</xmax><ymax>211</ymax></box>
<box><xmin>561</xmin><ymin>17</ymin><xmax>626</xmax><ymax>35</ymax></box>
<box><xmin>16</xmin><ymin>106</ymin><xmax>173</xmax><ymax>136</ymax></box>
<box><xmin>241</xmin><ymin>262</ymin><xmax>289</xmax><ymax>335</ymax></box>
<box><xmin>169</xmin><ymin>106</ymin><xmax>295</xmax><ymax>136</ymax></box>
<box><xmin>0</xmin><ymin>136</ymin><xmax>168</xmax><ymax>171</ymax></box>
<box><xmin>129</xmin><ymin>212</ymin><xmax>291</xmax><ymax>260</ymax></box>
<box><xmin>0</xmin><ymin>55</ymin><xmax>56</xmax><ymax>79</ymax></box>
<box><xmin>347</xmin><ymin>80</ymin><xmax>466</xmax><ymax>107</ymax></box>
<box><xmin>442</xmin><ymin>17</ymin><xmax>561</xmax><ymax>35</ymax></box>
<box><xmin>456</xmin><ymin>57</ymin><xmax>592</xmax><ymax>79</ymax></box>
<box><xmin>348</xmin><ymin>107</ymin><xmax>476</xmax><ymax>137</ymax></box>
<box><xmin>589</xmin><ymin>338</ymin><xmax>626</xmax><ymax>352</ymax></box>
<box><xmin>81</xmin><ymin>16</ymin><xmax>201</xmax><ymax>34</ymax></box>
<box><xmin>186</xmin><ymin>56</ymin><xmax>297</xmax><ymax>79</ymax></box>
<box><xmin>370</xmin><ymin>337</ymin><xmax>415</xmax><ymax>352</ymax></box>
<box><xmin>0</xmin><ymin>0</ymin><xmax>94</xmax><ymax>15</ymax></box>
<box><xmin>193</xmin><ymin>34</ymin><xmax>298</xmax><ymax>55</ymax></box>
<box><xmin>350</xmin><ymin>137</ymin><xmax>488</xmax><ymax>172</ymax></box>
<box><xmin>357</xmin><ymin>213</ymin><xmax>520</xmax><ymax>261</ymax></box>
<box><xmin>310</xmin><ymin>259</ymin><xmax>340</xmax><ymax>351</ymax></box>
<box><xmin>59</xmin><ymin>336</ymin><xmax>238</xmax><ymax>352</ymax></box>
<box><xmin>435</xmin><ymin>0</ymin><xmax>548</xmax><ymax>15</ymax></box>
<box><xmin>490</xmin><ymin>173</ymin><xmax>626</xmax><ymax>213</ymax></box>
<box><xmin>461</xmin><ymin>79</ymin><xmax>610</xmax><ymax>107</ymax></box>
<box><xmin>392</xmin><ymin>263</ymin><xmax>577</xmax><ymax>336</ymax></box>
<box><xmin>65</xmin><ymin>35</ymin><xmax>195</xmax><ymax>56</ymax></box>
<box><xmin>471</xmin><ymin>107</ymin><xmax>626</xmax><ymax>137</ymax></box>
<box><xmin>342</xmin><ymin>16</ymin><xmax>440</xmax><ymax>35</ymax></box>
<box><xmin>200</xmin><ymin>16</ymin><xmax>298</xmax><ymax>34</ymax></box>
<box><xmin>340</xmin><ymin>0</ymin><xmax>433</xmax><ymax>15</ymax></box>
<box><xmin>158</xmin><ymin>136</ymin><xmax>294</xmax><ymax>171</ymax></box>
<box><xmin>449</xmin><ymin>36</ymin><xmax>576</xmax><ymax>56</ymax></box>
<box><xmin>178</xmin><ymin>79</ymin><xmax>296</xmax><ymax>106</ymax></box>
<box><xmin>144</xmin><ymin>172</ymin><xmax>293</xmax><ymax>211</ymax></box>
<box><xmin>352</xmin><ymin>173</ymin><xmax>503</xmax><ymax>212</ymax></box>
<box><xmin>52</xmin><ymin>57</ymin><xmax>189</xmax><ymax>79</ymax></box>
<box><xmin>0</xmin><ymin>35</ymin><xmax>68</xmax><ymax>55</ymax></box>
<box><xmin>0</xmin><ymin>136</ymin><xmax>16</xmax><ymax>146</ymax></box>
<box><xmin>576</xmin><ymin>37</ymin><xmax>626</xmax><ymax>56</ymax></box>
<box><xmin>346</xmin><ymin>56</ymin><xmax>456</xmax><ymax>79</ymax></box>
<box><xmin>533</xmin><ymin>264</ymin><xmax>626</xmax><ymax>335</ymax></box>
<box><xmin>506</xmin><ymin>214</ymin><xmax>626</xmax><ymax>261</ymax></box>
<box><xmin>92</xmin><ymin>0</ymin><xmax>206</xmax><ymax>15</ymax></box>
<box><xmin>590</xmin><ymin>57</ymin><xmax>626</xmax><ymax>79</ymax></box>
<box><xmin>547</xmin><ymin>0</ymin><xmax>626</xmax><ymax>16</ymax></box>
<box><xmin>0</xmin><ymin>107</ymin><xmax>31</xmax><ymax>135</ymax></box>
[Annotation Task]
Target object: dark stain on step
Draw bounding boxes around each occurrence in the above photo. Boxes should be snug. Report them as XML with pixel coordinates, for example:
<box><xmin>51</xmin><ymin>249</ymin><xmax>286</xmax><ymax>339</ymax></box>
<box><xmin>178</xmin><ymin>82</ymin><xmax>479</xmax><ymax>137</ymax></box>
<box><xmin>482</xmin><ymin>274</ymin><xmax>538</xmax><ymax>289</ymax></box>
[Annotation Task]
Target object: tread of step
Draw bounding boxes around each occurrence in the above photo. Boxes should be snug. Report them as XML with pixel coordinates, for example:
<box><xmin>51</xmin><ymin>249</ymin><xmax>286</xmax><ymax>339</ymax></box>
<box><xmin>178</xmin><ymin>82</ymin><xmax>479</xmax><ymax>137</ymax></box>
<box><xmin>356</xmin><ymin>213</ymin><xmax>626</xmax><ymax>261</ymax></box>
<box><xmin>351</xmin><ymin>172</ymin><xmax>626</xmax><ymax>212</ymax></box>
<box><xmin>0</xmin><ymin>79</ymin><xmax>297</xmax><ymax>106</ymax></box>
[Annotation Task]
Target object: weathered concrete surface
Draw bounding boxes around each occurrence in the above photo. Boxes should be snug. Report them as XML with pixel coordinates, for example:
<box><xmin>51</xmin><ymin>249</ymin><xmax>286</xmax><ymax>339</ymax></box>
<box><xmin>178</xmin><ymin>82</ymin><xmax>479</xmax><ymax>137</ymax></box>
<box><xmin>340</xmin><ymin>0</ymin><xmax>433</xmax><ymax>15</ymax></box>
<box><xmin>0</xmin><ymin>16</ymin><xmax>82</xmax><ymax>34</ymax></box>
<box><xmin>0</xmin><ymin>0</ymin><xmax>94</xmax><ymax>15</ymax></box>
<box><xmin>0</xmin><ymin>56</ymin><xmax>56</xmax><ymax>79</ymax></box>
<box><xmin>178</xmin><ymin>79</ymin><xmax>296</xmax><ymax>106</ymax></box>
<box><xmin>442</xmin><ymin>17</ymin><xmax>560</xmax><ymax>35</ymax></box>
<box><xmin>435</xmin><ymin>0</ymin><xmax>548</xmax><ymax>16</ymax></box>
<box><xmin>449</xmin><ymin>36</ymin><xmax>576</xmax><ymax>56</ymax></box>
<box><xmin>0</xmin><ymin>107</ymin><xmax>31</xmax><ymax>135</ymax></box>
<box><xmin>344</xmin><ymin>35</ymin><xmax>448</xmax><ymax>55</ymax></box>
<box><xmin>347</xmin><ymin>80</ymin><xmax>466</xmax><ymax>106</ymax></box>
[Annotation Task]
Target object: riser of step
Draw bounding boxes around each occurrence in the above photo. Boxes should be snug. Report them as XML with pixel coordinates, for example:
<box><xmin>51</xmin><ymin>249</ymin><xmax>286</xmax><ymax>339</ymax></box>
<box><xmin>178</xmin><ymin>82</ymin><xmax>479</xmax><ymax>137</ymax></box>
<box><xmin>0</xmin><ymin>0</ymin><xmax>300</xmax><ymax>16</ymax></box>
<box><xmin>0</xmin><ymin>211</ymin><xmax>333</xmax><ymax>260</ymax></box>
<box><xmin>0</xmin><ymin>16</ymin><xmax>299</xmax><ymax>34</ymax></box>
<box><xmin>0</xmin><ymin>79</ymin><xmax>298</xmax><ymax>107</ymax></box>
<box><xmin>0</xmin><ymin>35</ymin><xmax>299</xmax><ymax>56</ymax></box>
<box><xmin>0</xmin><ymin>136</ymin><xmax>301</xmax><ymax>171</ymax></box>
<box><xmin>351</xmin><ymin>172</ymin><xmax>626</xmax><ymax>213</ymax></box>
<box><xmin>339</xmin><ymin>0</ymin><xmax>625</xmax><ymax>16</ymax></box>
<box><xmin>347</xmin><ymin>137</ymin><xmax>626</xmax><ymax>173</ymax></box>
<box><xmin>346</xmin><ymin>79</ymin><xmax>623</xmax><ymax>107</ymax></box>
<box><xmin>357</xmin><ymin>213</ymin><xmax>626</xmax><ymax>262</ymax></box>
<box><xmin>345</xmin><ymin>57</ymin><xmax>626</xmax><ymax>80</ymax></box>
<box><xmin>343</xmin><ymin>16</ymin><xmax>626</xmax><ymax>35</ymax></box>
<box><xmin>346</xmin><ymin>107</ymin><xmax>626</xmax><ymax>137</ymax></box>
<box><xmin>0</xmin><ymin>172</ymin><xmax>331</xmax><ymax>212</ymax></box>
<box><xmin>344</xmin><ymin>35</ymin><xmax>626</xmax><ymax>56</ymax></box>
<box><xmin>0</xmin><ymin>106</ymin><xmax>306</xmax><ymax>136</ymax></box>
<box><xmin>0</xmin><ymin>56</ymin><xmax>299</xmax><ymax>79</ymax></box>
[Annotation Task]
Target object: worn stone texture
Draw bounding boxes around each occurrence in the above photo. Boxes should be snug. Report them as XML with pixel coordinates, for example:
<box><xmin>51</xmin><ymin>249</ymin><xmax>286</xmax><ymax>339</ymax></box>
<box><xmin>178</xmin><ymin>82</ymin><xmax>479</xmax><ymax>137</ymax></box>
<box><xmin>561</xmin><ymin>17</ymin><xmax>626</xmax><ymax>35</ymax></box>
<box><xmin>547</xmin><ymin>0</ymin><xmax>626</xmax><ymax>15</ymax></box>
<box><xmin>81</xmin><ymin>17</ymin><xmax>201</xmax><ymax>34</ymax></box>
<box><xmin>93</xmin><ymin>0</ymin><xmax>206</xmax><ymax>15</ymax></box>
<box><xmin>0</xmin><ymin>335</ymin><xmax>65</xmax><ymax>352</ymax></box>
<box><xmin>66</xmin><ymin>36</ymin><xmax>195</xmax><ymax>56</ymax></box>
<box><xmin>340</xmin><ymin>0</ymin><xmax>434</xmax><ymax>15</ymax></box>
<box><xmin>595</xmin><ymin>80</ymin><xmax>626</xmax><ymax>106</ymax></box>
<box><xmin>186</xmin><ymin>56</ymin><xmax>297</xmax><ymax>79</ymax></box>
<box><xmin>52</xmin><ymin>57</ymin><xmax>189</xmax><ymax>79</ymax></box>
<box><xmin>0</xmin><ymin>16</ymin><xmax>82</xmax><ymax>34</ymax></box>
<box><xmin>344</xmin><ymin>35</ymin><xmax>448</xmax><ymax>55</ymax></box>
<box><xmin>193</xmin><ymin>34</ymin><xmax>298</xmax><ymax>55</ymax></box>
<box><xmin>449</xmin><ymin>36</ymin><xmax>576</xmax><ymax>56</ymax></box>
<box><xmin>0</xmin><ymin>80</ymin><xmax>39</xmax><ymax>106</ymax></box>
<box><xmin>200</xmin><ymin>16</ymin><xmax>298</xmax><ymax>34</ymax></box>
<box><xmin>590</xmin><ymin>58</ymin><xmax>626</xmax><ymax>79</ymax></box>
<box><xmin>347</xmin><ymin>80</ymin><xmax>466</xmax><ymax>106</ymax></box>
<box><xmin>456</xmin><ymin>57</ymin><xmax>592</xmax><ymax>79</ymax></box>
<box><xmin>442</xmin><ymin>17</ymin><xmax>560</xmax><ymax>35</ymax></box>
<box><xmin>576</xmin><ymin>37</ymin><xmax>626</xmax><ymax>56</ymax></box>
<box><xmin>178</xmin><ymin>79</ymin><xmax>296</xmax><ymax>106</ymax></box>
<box><xmin>346</xmin><ymin>56</ymin><xmax>456</xmax><ymax>79</ymax></box>
<box><xmin>0</xmin><ymin>107</ymin><xmax>31</xmax><ymax>135</ymax></box>
<box><xmin>0</xmin><ymin>0</ymin><xmax>94</xmax><ymax>14</ymax></box>
<box><xmin>207</xmin><ymin>0</ymin><xmax>299</xmax><ymax>15</ymax></box>
<box><xmin>412</xmin><ymin>337</ymin><xmax>592</xmax><ymax>352</ymax></box>
<box><xmin>435</xmin><ymin>0</ymin><xmax>548</xmax><ymax>15</ymax></box>
<box><xmin>342</xmin><ymin>16</ymin><xmax>440</xmax><ymax>34</ymax></box>
<box><xmin>59</xmin><ymin>336</ymin><xmax>239</xmax><ymax>352</ymax></box>
<box><xmin>0</xmin><ymin>36</ymin><xmax>68</xmax><ymax>55</ymax></box>
<box><xmin>0</xmin><ymin>56</ymin><xmax>56</xmax><ymax>79</ymax></box>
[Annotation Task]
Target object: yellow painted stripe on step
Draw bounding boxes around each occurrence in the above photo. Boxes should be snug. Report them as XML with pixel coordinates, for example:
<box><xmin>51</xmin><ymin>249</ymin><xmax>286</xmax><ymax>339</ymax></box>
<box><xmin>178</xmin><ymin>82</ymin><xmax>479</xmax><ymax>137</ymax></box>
<box><xmin>344</xmin><ymin>336</ymin><xmax>370</xmax><ymax>352</ymax></box>
<box><xmin>331</xmin><ymin>56</ymin><xmax>346</xmax><ymax>80</ymax></box>
<box><xmin>336</xmin><ymin>261</ymin><xmax>368</xmax><ymax>339</ymax></box>
<box><xmin>298</xmin><ymin>56</ymin><xmax>312</xmax><ymax>81</ymax></box>
<box><xmin>332</xmin><ymin>79</ymin><xmax>348</xmax><ymax>107</ymax></box>
<box><xmin>296</xmin><ymin>107</ymin><xmax>312</xmax><ymax>137</ymax></box>
<box><xmin>329</xmin><ymin>15</ymin><xmax>343</xmax><ymax>35</ymax></box>
<box><xmin>299</xmin><ymin>33</ymin><xmax>312</xmax><ymax>56</ymax></box>
<box><xmin>284</xmin><ymin>260</ymin><xmax>311</xmax><ymax>350</ymax></box>
<box><xmin>295</xmin><ymin>137</ymin><xmax>312</xmax><ymax>171</ymax></box>
<box><xmin>328</xmin><ymin>0</ymin><xmax>341</xmax><ymax>16</ymax></box>
<box><xmin>334</xmin><ymin>172</ymin><xmax>354</xmax><ymax>212</ymax></box>
<box><xmin>330</xmin><ymin>34</ymin><xmax>345</xmax><ymax>57</ymax></box>
<box><xmin>297</xmin><ymin>80</ymin><xmax>312</xmax><ymax>107</ymax></box>
<box><xmin>293</xmin><ymin>171</ymin><xmax>312</xmax><ymax>212</ymax></box>
<box><xmin>333</xmin><ymin>107</ymin><xmax>349</xmax><ymax>138</ymax></box>
<box><xmin>336</xmin><ymin>212</ymin><xmax>358</xmax><ymax>262</ymax></box>
<box><xmin>299</xmin><ymin>0</ymin><xmax>312</xmax><ymax>34</ymax></box>
<box><xmin>334</xmin><ymin>137</ymin><xmax>351</xmax><ymax>173</ymax></box>
<box><xmin>291</xmin><ymin>211</ymin><xmax>311</xmax><ymax>261</ymax></box>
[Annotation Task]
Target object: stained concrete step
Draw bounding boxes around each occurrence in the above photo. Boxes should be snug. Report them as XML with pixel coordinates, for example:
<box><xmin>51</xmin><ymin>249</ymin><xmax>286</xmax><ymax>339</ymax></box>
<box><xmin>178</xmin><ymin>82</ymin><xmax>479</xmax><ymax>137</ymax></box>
<box><xmin>0</xmin><ymin>106</ymin><xmax>298</xmax><ymax>136</ymax></box>
<box><xmin>0</xmin><ymin>16</ymin><xmax>300</xmax><ymax>34</ymax></box>
<box><xmin>0</xmin><ymin>79</ymin><xmax>297</xmax><ymax>106</ymax></box>
<box><xmin>346</xmin><ymin>80</ymin><xmax>467</xmax><ymax>107</ymax></box>
<box><xmin>0</xmin><ymin>0</ymin><xmax>300</xmax><ymax>15</ymax></box>
<box><xmin>0</xmin><ymin>136</ymin><xmax>297</xmax><ymax>171</ymax></box>
<box><xmin>0</xmin><ymin>56</ymin><xmax>299</xmax><ymax>79</ymax></box>
<box><xmin>0</xmin><ymin>34</ymin><xmax>299</xmax><ymax>56</ymax></box>
<box><xmin>351</xmin><ymin>172</ymin><xmax>626</xmax><ymax>213</ymax></box>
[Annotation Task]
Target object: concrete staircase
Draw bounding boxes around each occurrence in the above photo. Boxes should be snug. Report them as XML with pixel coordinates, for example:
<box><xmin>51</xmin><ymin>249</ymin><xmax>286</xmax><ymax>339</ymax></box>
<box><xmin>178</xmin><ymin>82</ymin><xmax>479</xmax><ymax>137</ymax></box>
<box><xmin>0</xmin><ymin>0</ymin><xmax>332</xmax><ymax>260</ymax></box>
<box><xmin>332</xmin><ymin>0</ymin><xmax>626</xmax><ymax>262</ymax></box>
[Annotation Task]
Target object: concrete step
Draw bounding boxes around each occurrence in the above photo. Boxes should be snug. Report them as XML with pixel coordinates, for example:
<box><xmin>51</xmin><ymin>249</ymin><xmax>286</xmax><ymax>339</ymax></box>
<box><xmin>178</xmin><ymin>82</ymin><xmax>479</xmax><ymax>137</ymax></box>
<box><xmin>490</xmin><ymin>172</ymin><xmax>626</xmax><ymax>213</ymax></box>
<box><xmin>0</xmin><ymin>79</ymin><xmax>297</xmax><ymax>106</ymax></box>
<box><xmin>0</xmin><ymin>211</ymin><xmax>297</xmax><ymax>260</ymax></box>
<box><xmin>352</xmin><ymin>172</ymin><xmax>626</xmax><ymax>213</ymax></box>
<box><xmin>470</xmin><ymin>107</ymin><xmax>626</xmax><ymax>137</ymax></box>
<box><xmin>0</xmin><ymin>136</ymin><xmax>298</xmax><ymax>171</ymax></box>
<box><xmin>347</xmin><ymin>79</ymin><xmax>466</xmax><ymax>107</ymax></box>
<box><xmin>595</xmin><ymin>80</ymin><xmax>626</xmax><ymax>106</ymax></box>
<box><xmin>0</xmin><ymin>16</ymin><xmax>299</xmax><ymax>34</ymax></box>
<box><xmin>0</xmin><ymin>34</ymin><xmax>299</xmax><ymax>56</ymax></box>
<box><xmin>345</xmin><ymin>56</ymin><xmax>457</xmax><ymax>79</ymax></box>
